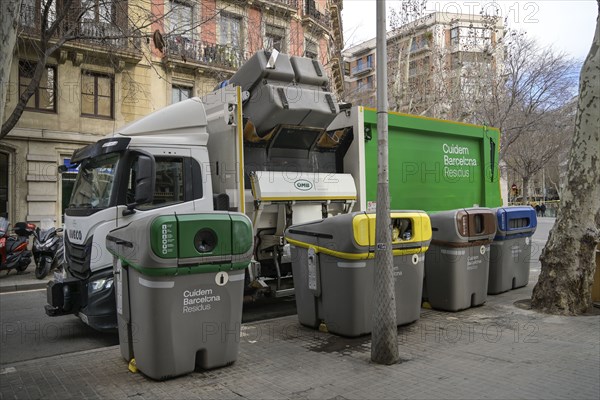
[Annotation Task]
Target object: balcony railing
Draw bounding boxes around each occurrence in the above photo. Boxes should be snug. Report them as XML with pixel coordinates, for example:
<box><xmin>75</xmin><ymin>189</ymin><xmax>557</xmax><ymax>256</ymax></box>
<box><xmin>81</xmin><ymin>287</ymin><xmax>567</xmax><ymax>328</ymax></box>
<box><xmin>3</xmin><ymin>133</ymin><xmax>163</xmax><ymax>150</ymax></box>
<box><xmin>78</xmin><ymin>22</ymin><xmax>140</xmax><ymax>52</ymax></box>
<box><xmin>303</xmin><ymin>0</ymin><xmax>330</xmax><ymax>31</ymax></box>
<box><xmin>18</xmin><ymin>5</ymin><xmax>140</xmax><ymax>54</ymax></box>
<box><xmin>261</xmin><ymin>0</ymin><xmax>298</xmax><ymax>10</ymax></box>
<box><xmin>352</xmin><ymin>62</ymin><xmax>373</xmax><ymax>76</ymax></box>
<box><xmin>165</xmin><ymin>36</ymin><xmax>248</xmax><ymax>70</ymax></box>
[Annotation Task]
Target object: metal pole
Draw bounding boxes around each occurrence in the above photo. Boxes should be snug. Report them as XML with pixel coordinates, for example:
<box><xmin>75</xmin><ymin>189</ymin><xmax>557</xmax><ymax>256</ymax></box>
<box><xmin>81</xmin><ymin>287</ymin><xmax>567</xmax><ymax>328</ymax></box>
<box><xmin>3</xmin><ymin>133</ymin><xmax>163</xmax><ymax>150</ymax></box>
<box><xmin>371</xmin><ymin>0</ymin><xmax>399</xmax><ymax>365</ymax></box>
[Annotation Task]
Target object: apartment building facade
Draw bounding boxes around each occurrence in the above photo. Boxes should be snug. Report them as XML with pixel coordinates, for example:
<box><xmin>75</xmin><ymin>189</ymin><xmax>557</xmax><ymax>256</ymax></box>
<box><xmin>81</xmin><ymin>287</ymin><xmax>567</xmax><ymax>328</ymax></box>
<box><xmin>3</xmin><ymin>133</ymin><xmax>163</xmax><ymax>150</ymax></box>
<box><xmin>343</xmin><ymin>12</ymin><xmax>504</xmax><ymax>117</ymax></box>
<box><xmin>1</xmin><ymin>0</ymin><xmax>344</xmax><ymax>225</ymax></box>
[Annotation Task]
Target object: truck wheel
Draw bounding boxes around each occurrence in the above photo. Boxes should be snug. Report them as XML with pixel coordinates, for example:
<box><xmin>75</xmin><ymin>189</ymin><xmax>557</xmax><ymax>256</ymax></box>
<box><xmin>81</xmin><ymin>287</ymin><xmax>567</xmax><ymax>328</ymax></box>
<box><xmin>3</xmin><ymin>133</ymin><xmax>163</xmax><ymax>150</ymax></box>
<box><xmin>35</xmin><ymin>256</ymin><xmax>51</xmax><ymax>279</ymax></box>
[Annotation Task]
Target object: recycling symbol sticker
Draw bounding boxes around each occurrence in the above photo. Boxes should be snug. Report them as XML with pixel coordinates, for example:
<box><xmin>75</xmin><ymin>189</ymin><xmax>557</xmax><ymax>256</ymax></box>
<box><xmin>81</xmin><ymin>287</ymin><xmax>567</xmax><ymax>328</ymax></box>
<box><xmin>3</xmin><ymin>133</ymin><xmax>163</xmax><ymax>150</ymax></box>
<box><xmin>215</xmin><ymin>271</ymin><xmax>229</xmax><ymax>286</ymax></box>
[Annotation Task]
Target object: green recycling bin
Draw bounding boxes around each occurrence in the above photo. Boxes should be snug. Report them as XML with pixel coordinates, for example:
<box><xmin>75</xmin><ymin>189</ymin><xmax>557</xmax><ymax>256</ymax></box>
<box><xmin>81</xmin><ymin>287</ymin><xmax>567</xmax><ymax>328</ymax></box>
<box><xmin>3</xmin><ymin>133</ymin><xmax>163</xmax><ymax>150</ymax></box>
<box><xmin>424</xmin><ymin>208</ymin><xmax>496</xmax><ymax>311</ymax></box>
<box><xmin>106</xmin><ymin>212</ymin><xmax>252</xmax><ymax>380</ymax></box>
<box><xmin>285</xmin><ymin>211</ymin><xmax>431</xmax><ymax>337</ymax></box>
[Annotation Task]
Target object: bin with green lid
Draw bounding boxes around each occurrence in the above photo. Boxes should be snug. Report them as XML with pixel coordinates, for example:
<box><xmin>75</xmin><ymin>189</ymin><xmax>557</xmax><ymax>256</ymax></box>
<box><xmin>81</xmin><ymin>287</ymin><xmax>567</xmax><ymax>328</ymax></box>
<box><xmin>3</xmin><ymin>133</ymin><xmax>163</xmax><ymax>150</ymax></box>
<box><xmin>284</xmin><ymin>211</ymin><xmax>431</xmax><ymax>337</ymax></box>
<box><xmin>106</xmin><ymin>212</ymin><xmax>253</xmax><ymax>380</ymax></box>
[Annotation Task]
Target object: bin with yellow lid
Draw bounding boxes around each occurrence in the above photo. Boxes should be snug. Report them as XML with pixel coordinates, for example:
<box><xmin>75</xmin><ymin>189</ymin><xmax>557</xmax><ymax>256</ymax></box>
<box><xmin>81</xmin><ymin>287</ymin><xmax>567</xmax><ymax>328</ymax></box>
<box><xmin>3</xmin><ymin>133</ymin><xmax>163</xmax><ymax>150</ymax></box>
<box><xmin>284</xmin><ymin>210</ymin><xmax>431</xmax><ymax>337</ymax></box>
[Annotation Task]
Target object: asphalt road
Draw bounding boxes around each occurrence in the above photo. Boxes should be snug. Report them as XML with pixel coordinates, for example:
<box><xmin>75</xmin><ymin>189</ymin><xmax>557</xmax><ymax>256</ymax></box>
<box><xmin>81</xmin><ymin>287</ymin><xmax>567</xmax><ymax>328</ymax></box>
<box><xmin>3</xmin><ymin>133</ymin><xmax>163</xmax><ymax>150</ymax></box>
<box><xmin>0</xmin><ymin>288</ymin><xmax>298</xmax><ymax>366</ymax></box>
<box><xmin>530</xmin><ymin>217</ymin><xmax>555</xmax><ymax>272</ymax></box>
<box><xmin>0</xmin><ymin>289</ymin><xmax>119</xmax><ymax>366</ymax></box>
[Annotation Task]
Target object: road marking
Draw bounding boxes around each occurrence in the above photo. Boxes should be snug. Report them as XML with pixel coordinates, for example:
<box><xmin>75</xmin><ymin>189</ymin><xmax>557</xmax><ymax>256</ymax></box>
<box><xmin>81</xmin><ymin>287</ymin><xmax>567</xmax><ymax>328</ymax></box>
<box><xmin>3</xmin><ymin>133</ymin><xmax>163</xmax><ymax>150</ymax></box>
<box><xmin>0</xmin><ymin>288</ymin><xmax>46</xmax><ymax>295</ymax></box>
<box><xmin>0</xmin><ymin>367</ymin><xmax>17</xmax><ymax>375</ymax></box>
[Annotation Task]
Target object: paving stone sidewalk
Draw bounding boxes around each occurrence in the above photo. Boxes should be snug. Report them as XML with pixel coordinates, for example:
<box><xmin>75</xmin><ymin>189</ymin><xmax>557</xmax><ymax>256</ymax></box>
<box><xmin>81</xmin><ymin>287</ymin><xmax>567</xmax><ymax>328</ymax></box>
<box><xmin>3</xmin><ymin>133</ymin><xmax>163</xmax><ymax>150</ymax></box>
<box><xmin>1</xmin><ymin>277</ymin><xmax>598</xmax><ymax>400</ymax></box>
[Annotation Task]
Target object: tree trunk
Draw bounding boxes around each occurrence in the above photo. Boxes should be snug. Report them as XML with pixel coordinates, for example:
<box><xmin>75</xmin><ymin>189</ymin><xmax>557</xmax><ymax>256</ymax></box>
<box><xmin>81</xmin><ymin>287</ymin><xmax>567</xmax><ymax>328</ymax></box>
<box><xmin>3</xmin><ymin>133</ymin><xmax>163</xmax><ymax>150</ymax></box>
<box><xmin>0</xmin><ymin>0</ymin><xmax>22</xmax><ymax>128</ymax></box>
<box><xmin>531</xmin><ymin>4</ymin><xmax>600</xmax><ymax>315</ymax></box>
<box><xmin>522</xmin><ymin>175</ymin><xmax>529</xmax><ymax>203</ymax></box>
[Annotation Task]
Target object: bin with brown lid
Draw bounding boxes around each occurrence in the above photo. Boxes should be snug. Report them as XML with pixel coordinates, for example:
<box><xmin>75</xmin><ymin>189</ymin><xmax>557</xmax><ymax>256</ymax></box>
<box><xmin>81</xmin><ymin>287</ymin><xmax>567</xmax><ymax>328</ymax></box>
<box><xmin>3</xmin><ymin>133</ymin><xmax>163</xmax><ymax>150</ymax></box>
<box><xmin>424</xmin><ymin>207</ymin><xmax>496</xmax><ymax>311</ymax></box>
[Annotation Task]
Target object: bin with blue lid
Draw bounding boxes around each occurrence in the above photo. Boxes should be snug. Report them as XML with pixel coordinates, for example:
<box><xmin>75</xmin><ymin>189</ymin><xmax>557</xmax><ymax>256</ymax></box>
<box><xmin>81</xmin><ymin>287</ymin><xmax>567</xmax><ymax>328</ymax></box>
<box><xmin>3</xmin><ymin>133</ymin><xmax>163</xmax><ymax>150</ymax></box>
<box><xmin>488</xmin><ymin>206</ymin><xmax>537</xmax><ymax>294</ymax></box>
<box><xmin>284</xmin><ymin>210</ymin><xmax>432</xmax><ymax>337</ymax></box>
<box><xmin>106</xmin><ymin>212</ymin><xmax>253</xmax><ymax>380</ymax></box>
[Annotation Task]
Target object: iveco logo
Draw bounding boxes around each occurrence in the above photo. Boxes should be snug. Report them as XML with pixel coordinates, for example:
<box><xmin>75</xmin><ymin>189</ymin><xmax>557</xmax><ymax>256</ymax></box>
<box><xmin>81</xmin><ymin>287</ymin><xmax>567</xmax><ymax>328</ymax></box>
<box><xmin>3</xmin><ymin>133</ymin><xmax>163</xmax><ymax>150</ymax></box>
<box><xmin>294</xmin><ymin>179</ymin><xmax>313</xmax><ymax>191</ymax></box>
<box><xmin>68</xmin><ymin>229</ymin><xmax>82</xmax><ymax>241</ymax></box>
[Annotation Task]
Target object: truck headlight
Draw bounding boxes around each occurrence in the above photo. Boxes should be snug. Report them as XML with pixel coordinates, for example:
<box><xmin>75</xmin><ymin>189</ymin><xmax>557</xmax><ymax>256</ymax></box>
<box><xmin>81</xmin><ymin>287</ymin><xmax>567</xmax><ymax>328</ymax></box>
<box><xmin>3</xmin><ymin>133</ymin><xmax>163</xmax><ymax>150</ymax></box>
<box><xmin>90</xmin><ymin>277</ymin><xmax>114</xmax><ymax>293</ymax></box>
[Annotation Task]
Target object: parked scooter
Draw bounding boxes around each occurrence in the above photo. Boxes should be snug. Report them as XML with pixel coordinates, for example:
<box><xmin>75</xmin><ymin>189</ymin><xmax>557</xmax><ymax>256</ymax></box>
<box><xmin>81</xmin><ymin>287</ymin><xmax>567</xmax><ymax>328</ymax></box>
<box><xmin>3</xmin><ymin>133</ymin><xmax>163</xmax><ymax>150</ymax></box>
<box><xmin>33</xmin><ymin>219</ymin><xmax>64</xmax><ymax>279</ymax></box>
<box><xmin>0</xmin><ymin>217</ymin><xmax>36</xmax><ymax>274</ymax></box>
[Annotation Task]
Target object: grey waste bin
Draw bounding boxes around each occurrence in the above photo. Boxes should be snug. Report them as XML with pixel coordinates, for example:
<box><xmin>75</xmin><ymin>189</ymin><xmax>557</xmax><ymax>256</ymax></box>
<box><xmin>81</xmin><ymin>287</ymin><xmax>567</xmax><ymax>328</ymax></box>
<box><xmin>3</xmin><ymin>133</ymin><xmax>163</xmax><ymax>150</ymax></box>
<box><xmin>424</xmin><ymin>208</ymin><xmax>496</xmax><ymax>312</ymax></box>
<box><xmin>285</xmin><ymin>211</ymin><xmax>431</xmax><ymax>337</ymax></box>
<box><xmin>488</xmin><ymin>206</ymin><xmax>537</xmax><ymax>294</ymax></box>
<box><xmin>106</xmin><ymin>212</ymin><xmax>253</xmax><ymax>380</ymax></box>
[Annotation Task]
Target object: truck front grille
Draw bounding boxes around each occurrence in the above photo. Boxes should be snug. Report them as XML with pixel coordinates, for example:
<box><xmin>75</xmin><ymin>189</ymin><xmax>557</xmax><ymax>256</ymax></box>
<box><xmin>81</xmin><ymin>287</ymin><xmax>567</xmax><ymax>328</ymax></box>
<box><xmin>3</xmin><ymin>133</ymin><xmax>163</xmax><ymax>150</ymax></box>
<box><xmin>65</xmin><ymin>235</ymin><xmax>93</xmax><ymax>279</ymax></box>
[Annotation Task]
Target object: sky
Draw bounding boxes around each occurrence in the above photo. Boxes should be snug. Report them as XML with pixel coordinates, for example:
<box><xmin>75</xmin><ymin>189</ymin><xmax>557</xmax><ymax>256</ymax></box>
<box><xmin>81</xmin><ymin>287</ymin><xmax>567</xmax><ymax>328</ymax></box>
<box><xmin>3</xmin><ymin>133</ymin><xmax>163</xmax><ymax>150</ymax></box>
<box><xmin>342</xmin><ymin>0</ymin><xmax>598</xmax><ymax>61</ymax></box>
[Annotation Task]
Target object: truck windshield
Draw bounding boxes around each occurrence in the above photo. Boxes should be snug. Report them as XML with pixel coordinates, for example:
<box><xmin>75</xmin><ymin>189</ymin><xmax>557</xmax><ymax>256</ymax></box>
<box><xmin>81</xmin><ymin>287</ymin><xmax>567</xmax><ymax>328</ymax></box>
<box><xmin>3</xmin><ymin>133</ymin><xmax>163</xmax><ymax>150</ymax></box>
<box><xmin>69</xmin><ymin>154</ymin><xmax>119</xmax><ymax>209</ymax></box>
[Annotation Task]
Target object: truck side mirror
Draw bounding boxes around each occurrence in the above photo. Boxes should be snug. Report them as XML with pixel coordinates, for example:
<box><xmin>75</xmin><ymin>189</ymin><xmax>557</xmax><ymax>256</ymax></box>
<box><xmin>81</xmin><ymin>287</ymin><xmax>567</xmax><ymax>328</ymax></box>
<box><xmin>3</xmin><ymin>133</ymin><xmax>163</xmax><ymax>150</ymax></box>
<box><xmin>123</xmin><ymin>154</ymin><xmax>155</xmax><ymax>216</ymax></box>
<box><xmin>134</xmin><ymin>155</ymin><xmax>155</xmax><ymax>205</ymax></box>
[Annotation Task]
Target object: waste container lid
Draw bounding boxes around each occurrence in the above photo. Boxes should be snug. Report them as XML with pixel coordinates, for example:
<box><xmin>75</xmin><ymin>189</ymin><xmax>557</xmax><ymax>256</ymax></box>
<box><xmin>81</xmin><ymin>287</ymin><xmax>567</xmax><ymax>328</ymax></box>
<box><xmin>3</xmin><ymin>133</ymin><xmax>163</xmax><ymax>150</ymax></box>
<box><xmin>494</xmin><ymin>206</ymin><xmax>537</xmax><ymax>238</ymax></box>
<box><xmin>429</xmin><ymin>207</ymin><xmax>496</xmax><ymax>244</ymax></box>
<box><xmin>285</xmin><ymin>210</ymin><xmax>432</xmax><ymax>260</ymax></box>
<box><xmin>106</xmin><ymin>212</ymin><xmax>253</xmax><ymax>276</ymax></box>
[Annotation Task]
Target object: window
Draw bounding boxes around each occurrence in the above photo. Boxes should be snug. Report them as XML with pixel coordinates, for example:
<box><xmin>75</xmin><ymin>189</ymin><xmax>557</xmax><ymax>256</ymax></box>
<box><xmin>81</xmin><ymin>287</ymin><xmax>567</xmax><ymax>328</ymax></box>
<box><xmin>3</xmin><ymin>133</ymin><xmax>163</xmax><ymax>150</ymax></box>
<box><xmin>129</xmin><ymin>157</ymin><xmax>191</xmax><ymax>210</ymax></box>
<box><xmin>167</xmin><ymin>0</ymin><xmax>193</xmax><ymax>40</ymax></box>
<box><xmin>265</xmin><ymin>25</ymin><xmax>286</xmax><ymax>52</ymax></box>
<box><xmin>19</xmin><ymin>61</ymin><xmax>56</xmax><ymax>112</ymax></box>
<box><xmin>450</xmin><ymin>27</ymin><xmax>459</xmax><ymax>45</ymax></box>
<box><xmin>20</xmin><ymin>0</ymin><xmax>56</xmax><ymax>28</ymax></box>
<box><xmin>172</xmin><ymin>85</ymin><xmax>192</xmax><ymax>104</ymax></box>
<box><xmin>219</xmin><ymin>13</ymin><xmax>242</xmax><ymax>49</ymax></box>
<box><xmin>366</xmin><ymin>54</ymin><xmax>373</xmax><ymax>68</ymax></box>
<box><xmin>305</xmin><ymin>40</ymin><xmax>318</xmax><ymax>59</ymax></box>
<box><xmin>82</xmin><ymin>0</ymin><xmax>114</xmax><ymax>23</ymax></box>
<box><xmin>81</xmin><ymin>71</ymin><xmax>114</xmax><ymax>118</ymax></box>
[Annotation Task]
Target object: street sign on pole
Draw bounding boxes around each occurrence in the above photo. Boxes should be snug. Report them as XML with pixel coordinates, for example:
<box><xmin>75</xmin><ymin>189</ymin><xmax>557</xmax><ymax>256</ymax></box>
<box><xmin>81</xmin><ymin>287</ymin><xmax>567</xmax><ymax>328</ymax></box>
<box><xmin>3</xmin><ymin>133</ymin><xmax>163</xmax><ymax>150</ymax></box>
<box><xmin>371</xmin><ymin>0</ymin><xmax>399</xmax><ymax>365</ymax></box>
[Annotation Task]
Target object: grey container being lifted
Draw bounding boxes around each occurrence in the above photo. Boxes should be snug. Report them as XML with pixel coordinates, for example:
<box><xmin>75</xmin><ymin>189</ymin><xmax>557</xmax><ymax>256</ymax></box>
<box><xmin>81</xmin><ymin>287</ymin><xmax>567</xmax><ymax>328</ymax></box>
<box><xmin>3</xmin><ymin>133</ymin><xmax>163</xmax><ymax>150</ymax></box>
<box><xmin>488</xmin><ymin>206</ymin><xmax>537</xmax><ymax>294</ymax></box>
<box><xmin>106</xmin><ymin>212</ymin><xmax>253</xmax><ymax>380</ymax></box>
<box><xmin>285</xmin><ymin>211</ymin><xmax>432</xmax><ymax>337</ymax></box>
<box><xmin>227</xmin><ymin>50</ymin><xmax>339</xmax><ymax>135</ymax></box>
<box><xmin>424</xmin><ymin>208</ymin><xmax>497</xmax><ymax>312</ymax></box>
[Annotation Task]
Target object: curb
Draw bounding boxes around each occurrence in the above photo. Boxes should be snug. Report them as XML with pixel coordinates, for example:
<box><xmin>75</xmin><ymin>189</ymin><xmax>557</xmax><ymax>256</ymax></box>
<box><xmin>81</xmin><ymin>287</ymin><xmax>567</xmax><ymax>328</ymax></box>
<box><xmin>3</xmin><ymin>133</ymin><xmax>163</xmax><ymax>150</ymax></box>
<box><xmin>0</xmin><ymin>281</ymin><xmax>48</xmax><ymax>294</ymax></box>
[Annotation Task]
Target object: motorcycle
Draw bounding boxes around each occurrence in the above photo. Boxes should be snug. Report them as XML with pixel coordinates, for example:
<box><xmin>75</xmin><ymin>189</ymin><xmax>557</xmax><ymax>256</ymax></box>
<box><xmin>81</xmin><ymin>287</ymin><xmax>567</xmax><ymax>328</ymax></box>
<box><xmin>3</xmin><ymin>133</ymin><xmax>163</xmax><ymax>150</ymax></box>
<box><xmin>32</xmin><ymin>220</ymin><xmax>64</xmax><ymax>280</ymax></box>
<box><xmin>0</xmin><ymin>217</ymin><xmax>36</xmax><ymax>274</ymax></box>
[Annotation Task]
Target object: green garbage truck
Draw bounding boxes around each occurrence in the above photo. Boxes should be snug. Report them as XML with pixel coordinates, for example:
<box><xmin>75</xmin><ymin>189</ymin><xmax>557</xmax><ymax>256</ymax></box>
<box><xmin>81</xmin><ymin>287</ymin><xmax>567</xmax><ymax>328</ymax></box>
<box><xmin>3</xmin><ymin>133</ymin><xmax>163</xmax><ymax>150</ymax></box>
<box><xmin>46</xmin><ymin>50</ymin><xmax>502</xmax><ymax>331</ymax></box>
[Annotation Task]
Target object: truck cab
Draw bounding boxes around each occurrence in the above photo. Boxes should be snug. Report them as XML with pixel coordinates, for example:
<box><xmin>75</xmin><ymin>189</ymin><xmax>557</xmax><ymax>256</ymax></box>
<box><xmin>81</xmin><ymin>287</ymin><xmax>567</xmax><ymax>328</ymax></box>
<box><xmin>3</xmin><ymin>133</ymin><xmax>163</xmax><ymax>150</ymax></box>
<box><xmin>47</xmin><ymin>100</ymin><xmax>216</xmax><ymax>330</ymax></box>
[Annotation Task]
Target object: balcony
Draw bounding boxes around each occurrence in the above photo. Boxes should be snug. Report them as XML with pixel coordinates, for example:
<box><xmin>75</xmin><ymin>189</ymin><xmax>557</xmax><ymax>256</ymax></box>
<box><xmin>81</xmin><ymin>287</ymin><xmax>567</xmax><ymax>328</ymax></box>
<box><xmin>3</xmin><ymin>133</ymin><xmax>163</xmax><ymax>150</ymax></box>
<box><xmin>352</xmin><ymin>63</ymin><xmax>373</xmax><ymax>76</ymax></box>
<box><xmin>77</xmin><ymin>22</ymin><xmax>141</xmax><ymax>53</ymax></box>
<box><xmin>18</xmin><ymin>5</ymin><xmax>140</xmax><ymax>57</ymax></box>
<box><xmin>253</xmin><ymin>0</ymin><xmax>298</xmax><ymax>13</ymax></box>
<box><xmin>165</xmin><ymin>36</ymin><xmax>248</xmax><ymax>71</ymax></box>
<box><xmin>302</xmin><ymin>0</ymin><xmax>330</xmax><ymax>32</ymax></box>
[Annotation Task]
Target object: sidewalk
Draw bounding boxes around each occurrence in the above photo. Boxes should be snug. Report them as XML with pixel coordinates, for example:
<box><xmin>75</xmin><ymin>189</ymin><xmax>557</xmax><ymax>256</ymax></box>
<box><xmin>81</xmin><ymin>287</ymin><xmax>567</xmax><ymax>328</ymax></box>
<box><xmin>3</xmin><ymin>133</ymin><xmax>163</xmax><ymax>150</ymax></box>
<box><xmin>0</xmin><ymin>263</ymin><xmax>53</xmax><ymax>293</ymax></box>
<box><xmin>1</xmin><ymin>273</ymin><xmax>599</xmax><ymax>400</ymax></box>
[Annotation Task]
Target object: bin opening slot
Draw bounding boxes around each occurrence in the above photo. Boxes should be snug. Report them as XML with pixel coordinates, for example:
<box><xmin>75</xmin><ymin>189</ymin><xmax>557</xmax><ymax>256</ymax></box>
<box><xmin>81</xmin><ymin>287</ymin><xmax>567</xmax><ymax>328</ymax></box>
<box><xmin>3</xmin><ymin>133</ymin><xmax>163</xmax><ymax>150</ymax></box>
<box><xmin>509</xmin><ymin>218</ymin><xmax>530</xmax><ymax>229</ymax></box>
<box><xmin>392</xmin><ymin>218</ymin><xmax>412</xmax><ymax>241</ymax></box>
<box><xmin>287</xmin><ymin>229</ymin><xmax>333</xmax><ymax>239</ymax></box>
<box><xmin>473</xmin><ymin>214</ymin><xmax>484</xmax><ymax>234</ymax></box>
